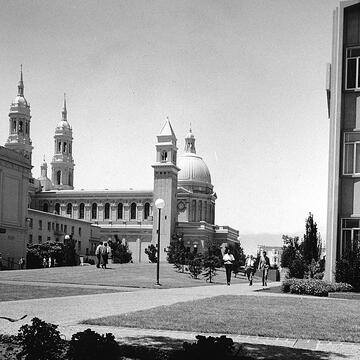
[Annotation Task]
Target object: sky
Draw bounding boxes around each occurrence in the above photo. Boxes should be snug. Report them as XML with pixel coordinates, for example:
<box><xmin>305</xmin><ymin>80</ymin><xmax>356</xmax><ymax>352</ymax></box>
<box><xmin>0</xmin><ymin>0</ymin><xmax>341</xmax><ymax>254</ymax></box>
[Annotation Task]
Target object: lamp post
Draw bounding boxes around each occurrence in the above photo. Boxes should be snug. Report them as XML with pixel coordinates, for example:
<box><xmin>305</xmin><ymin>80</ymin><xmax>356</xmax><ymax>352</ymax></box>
<box><xmin>155</xmin><ymin>198</ymin><xmax>165</xmax><ymax>286</ymax></box>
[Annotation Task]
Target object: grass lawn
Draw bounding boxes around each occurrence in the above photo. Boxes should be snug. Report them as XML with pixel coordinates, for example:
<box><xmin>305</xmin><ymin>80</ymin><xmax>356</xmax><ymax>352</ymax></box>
<box><xmin>84</xmin><ymin>294</ymin><xmax>360</xmax><ymax>343</ymax></box>
<box><xmin>0</xmin><ymin>283</ymin><xmax>123</xmax><ymax>301</ymax></box>
<box><xmin>0</xmin><ymin>263</ymin><xmax>247</xmax><ymax>289</ymax></box>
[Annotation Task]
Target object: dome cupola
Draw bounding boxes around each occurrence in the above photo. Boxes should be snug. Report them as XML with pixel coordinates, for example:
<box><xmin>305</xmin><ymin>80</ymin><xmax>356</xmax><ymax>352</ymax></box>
<box><xmin>178</xmin><ymin>127</ymin><xmax>212</xmax><ymax>192</ymax></box>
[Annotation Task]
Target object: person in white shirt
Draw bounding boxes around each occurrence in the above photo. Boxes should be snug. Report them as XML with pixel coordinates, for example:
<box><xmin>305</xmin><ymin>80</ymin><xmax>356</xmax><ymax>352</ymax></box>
<box><xmin>223</xmin><ymin>248</ymin><xmax>235</xmax><ymax>285</ymax></box>
<box><xmin>95</xmin><ymin>242</ymin><xmax>103</xmax><ymax>268</ymax></box>
<box><xmin>245</xmin><ymin>254</ymin><xmax>256</xmax><ymax>286</ymax></box>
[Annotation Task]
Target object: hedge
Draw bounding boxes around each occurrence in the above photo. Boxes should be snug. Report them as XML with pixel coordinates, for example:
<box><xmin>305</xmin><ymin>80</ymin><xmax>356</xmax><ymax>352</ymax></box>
<box><xmin>282</xmin><ymin>278</ymin><xmax>353</xmax><ymax>297</ymax></box>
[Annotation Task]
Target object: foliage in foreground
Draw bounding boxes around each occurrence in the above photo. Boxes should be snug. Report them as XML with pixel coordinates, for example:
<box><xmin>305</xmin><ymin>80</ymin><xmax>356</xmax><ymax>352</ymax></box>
<box><xmin>67</xmin><ymin>329</ymin><xmax>119</xmax><ymax>360</ymax></box>
<box><xmin>282</xmin><ymin>278</ymin><xmax>353</xmax><ymax>297</ymax></box>
<box><xmin>12</xmin><ymin>317</ymin><xmax>250</xmax><ymax>360</ymax></box>
<box><xmin>180</xmin><ymin>335</ymin><xmax>243</xmax><ymax>360</ymax></box>
<box><xmin>17</xmin><ymin>317</ymin><xmax>65</xmax><ymax>360</ymax></box>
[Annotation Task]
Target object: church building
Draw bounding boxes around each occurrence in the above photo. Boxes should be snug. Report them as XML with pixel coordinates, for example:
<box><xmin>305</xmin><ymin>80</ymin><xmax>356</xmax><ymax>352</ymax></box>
<box><xmin>1</xmin><ymin>68</ymin><xmax>239</xmax><ymax>265</ymax></box>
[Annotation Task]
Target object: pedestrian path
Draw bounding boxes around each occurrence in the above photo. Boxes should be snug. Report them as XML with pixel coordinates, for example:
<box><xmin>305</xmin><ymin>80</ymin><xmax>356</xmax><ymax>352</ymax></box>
<box><xmin>0</xmin><ymin>280</ymin><xmax>358</xmax><ymax>359</ymax></box>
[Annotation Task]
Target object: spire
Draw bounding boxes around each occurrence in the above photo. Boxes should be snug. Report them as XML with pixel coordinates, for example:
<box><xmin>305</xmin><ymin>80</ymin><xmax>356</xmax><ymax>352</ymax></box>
<box><xmin>62</xmin><ymin>93</ymin><xmax>67</xmax><ymax>121</ymax></box>
<box><xmin>40</xmin><ymin>155</ymin><xmax>48</xmax><ymax>177</ymax></box>
<box><xmin>185</xmin><ymin>126</ymin><xmax>196</xmax><ymax>153</ymax></box>
<box><xmin>17</xmin><ymin>64</ymin><xmax>24</xmax><ymax>96</ymax></box>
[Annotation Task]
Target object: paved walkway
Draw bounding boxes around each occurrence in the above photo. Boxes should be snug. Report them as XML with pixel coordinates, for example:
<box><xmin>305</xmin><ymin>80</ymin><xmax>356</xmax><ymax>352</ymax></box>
<box><xmin>0</xmin><ymin>280</ymin><xmax>358</xmax><ymax>359</ymax></box>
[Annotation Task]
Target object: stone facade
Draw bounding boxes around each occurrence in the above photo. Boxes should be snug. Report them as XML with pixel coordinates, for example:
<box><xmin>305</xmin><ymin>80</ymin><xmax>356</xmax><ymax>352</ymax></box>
<box><xmin>0</xmin><ymin>146</ymin><xmax>32</xmax><ymax>268</ymax></box>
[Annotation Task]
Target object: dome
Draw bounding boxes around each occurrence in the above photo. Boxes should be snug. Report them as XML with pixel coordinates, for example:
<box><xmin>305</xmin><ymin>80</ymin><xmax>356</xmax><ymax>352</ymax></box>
<box><xmin>13</xmin><ymin>95</ymin><xmax>27</xmax><ymax>107</ymax></box>
<box><xmin>56</xmin><ymin>119</ymin><xmax>71</xmax><ymax>130</ymax></box>
<box><xmin>178</xmin><ymin>152</ymin><xmax>212</xmax><ymax>186</ymax></box>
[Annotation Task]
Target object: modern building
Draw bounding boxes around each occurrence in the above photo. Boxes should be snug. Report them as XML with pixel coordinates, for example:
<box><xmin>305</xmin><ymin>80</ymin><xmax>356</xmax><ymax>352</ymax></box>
<box><xmin>1</xmin><ymin>68</ymin><xmax>239</xmax><ymax>265</ymax></box>
<box><xmin>326</xmin><ymin>0</ymin><xmax>360</xmax><ymax>281</ymax></box>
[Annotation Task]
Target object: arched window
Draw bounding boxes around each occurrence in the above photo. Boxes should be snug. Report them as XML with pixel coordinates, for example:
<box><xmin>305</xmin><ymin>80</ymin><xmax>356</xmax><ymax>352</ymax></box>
<box><xmin>117</xmin><ymin>203</ymin><xmax>123</xmax><ymax>219</ymax></box>
<box><xmin>43</xmin><ymin>203</ymin><xmax>49</xmax><ymax>212</ymax></box>
<box><xmin>91</xmin><ymin>203</ymin><xmax>97</xmax><ymax>219</ymax></box>
<box><xmin>67</xmin><ymin>203</ymin><xmax>72</xmax><ymax>216</ymax></box>
<box><xmin>161</xmin><ymin>151</ymin><xmax>167</xmax><ymax>162</ymax></box>
<box><xmin>63</xmin><ymin>142</ymin><xmax>67</xmax><ymax>153</ymax></box>
<box><xmin>79</xmin><ymin>203</ymin><xmax>85</xmax><ymax>219</ymax></box>
<box><xmin>12</xmin><ymin>120</ymin><xmax>16</xmax><ymax>133</ymax></box>
<box><xmin>192</xmin><ymin>200</ymin><xmax>196</xmax><ymax>222</ymax></box>
<box><xmin>68</xmin><ymin>171</ymin><xmax>72</xmax><ymax>186</ymax></box>
<box><xmin>56</xmin><ymin>170</ymin><xmax>61</xmax><ymax>185</ymax></box>
<box><xmin>104</xmin><ymin>203</ymin><xmax>110</xmax><ymax>219</ymax></box>
<box><xmin>19</xmin><ymin>121</ymin><xmax>23</xmax><ymax>133</ymax></box>
<box><xmin>130</xmin><ymin>202</ymin><xmax>137</xmax><ymax>220</ymax></box>
<box><xmin>144</xmin><ymin>202</ymin><xmax>150</xmax><ymax>219</ymax></box>
<box><xmin>55</xmin><ymin>203</ymin><xmax>60</xmax><ymax>215</ymax></box>
<box><xmin>58</xmin><ymin>141</ymin><xmax>61</xmax><ymax>153</ymax></box>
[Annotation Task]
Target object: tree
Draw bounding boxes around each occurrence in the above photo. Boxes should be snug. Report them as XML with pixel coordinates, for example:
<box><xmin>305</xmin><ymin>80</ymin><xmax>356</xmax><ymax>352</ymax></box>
<box><xmin>303</xmin><ymin>212</ymin><xmax>321</xmax><ymax>265</ymax></box>
<box><xmin>110</xmin><ymin>241</ymin><xmax>132</xmax><ymax>263</ymax></box>
<box><xmin>26</xmin><ymin>241</ymin><xmax>76</xmax><ymax>269</ymax></box>
<box><xmin>202</xmin><ymin>244</ymin><xmax>222</xmax><ymax>283</ymax></box>
<box><xmin>188</xmin><ymin>253</ymin><xmax>203</xmax><ymax>279</ymax></box>
<box><xmin>167</xmin><ymin>236</ymin><xmax>187</xmax><ymax>272</ymax></box>
<box><xmin>145</xmin><ymin>244</ymin><xmax>157</xmax><ymax>263</ymax></box>
<box><xmin>280</xmin><ymin>235</ymin><xmax>301</xmax><ymax>268</ymax></box>
<box><xmin>64</xmin><ymin>235</ymin><xmax>78</xmax><ymax>266</ymax></box>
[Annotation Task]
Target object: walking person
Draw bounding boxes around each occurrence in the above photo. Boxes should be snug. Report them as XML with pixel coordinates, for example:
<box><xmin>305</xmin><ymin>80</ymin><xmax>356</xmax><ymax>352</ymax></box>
<box><xmin>223</xmin><ymin>248</ymin><xmax>235</xmax><ymax>285</ymax></box>
<box><xmin>95</xmin><ymin>242</ymin><xmax>102</xmax><ymax>268</ymax></box>
<box><xmin>100</xmin><ymin>242</ymin><xmax>108</xmax><ymax>269</ymax></box>
<box><xmin>18</xmin><ymin>257</ymin><xmax>25</xmax><ymax>270</ymax></box>
<box><xmin>258</xmin><ymin>251</ymin><xmax>270</xmax><ymax>287</ymax></box>
<box><xmin>245</xmin><ymin>254</ymin><xmax>255</xmax><ymax>286</ymax></box>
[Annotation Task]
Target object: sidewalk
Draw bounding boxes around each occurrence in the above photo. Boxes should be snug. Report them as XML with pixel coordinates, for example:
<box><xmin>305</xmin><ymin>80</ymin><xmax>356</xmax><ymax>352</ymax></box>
<box><xmin>0</xmin><ymin>280</ymin><xmax>358</xmax><ymax>359</ymax></box>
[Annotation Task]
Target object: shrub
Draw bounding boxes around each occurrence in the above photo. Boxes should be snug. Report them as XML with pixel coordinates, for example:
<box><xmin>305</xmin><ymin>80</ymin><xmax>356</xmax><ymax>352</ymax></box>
<box><xmin>110</xmin><ymin>241</ymin><xmax>132</xmax><ymax>264</ymax></box>
<box><xmin>336</xmin><ymin>248</ymin><xmax>360</xmax><ymax>292</ymax></box>
<box><xmin>188</xmin><ymin>254</ymin><xmax>203</xmax><ymax>279</ymax></box>
<box><xmin>17</xmin><ymin>317</ymin><xmax>64</xmax><ymax>360</ymax></box>
<box><xmin>288</xmin><ymin>258</ymin><xmax>306</xmax><ymax>279</ymax></box>
<box><xmin>180</xmin><ymin>335</ymin><xmax>239</xmax><ymax>360</ymax></box>
<box><xmin>67</xmin><ymin>328</ymin><xmax>119</xmax><ymax>360</ymax></box>
<box><xmin>282</xmin><ymin>278</ymin><xmax>353</xmax><ymax>297</ymax></box>
<box><xmin>145</xmin><ymin>244</ymin><xmax>158</xmax><ymax>263</ymax></box>
<box><xmin>313</xmin><ymin>272</ymin><xmax>324</xmax><ymax>280</ymax></box>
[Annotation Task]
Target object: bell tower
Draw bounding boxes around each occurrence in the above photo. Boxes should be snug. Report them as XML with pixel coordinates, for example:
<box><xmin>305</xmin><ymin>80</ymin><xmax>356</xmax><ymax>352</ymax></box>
<box><xmin>51</xmin><ymin>94</ymin><xmax>75</xmax><ymax>190</ymax></box>
<box><xmin>5</xmin><ymin>65</ymin><xmax>33</xmax><ymax>162</ymax></box>
<box><xmin>152</xmin><ymin>119</ymin><xmax>179</xmax><ymax>261</ymax></box>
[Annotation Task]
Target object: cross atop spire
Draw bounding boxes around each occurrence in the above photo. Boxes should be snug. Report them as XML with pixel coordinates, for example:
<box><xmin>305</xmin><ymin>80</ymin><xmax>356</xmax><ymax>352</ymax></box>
<box><xmin>62</xmin><ymin>93</ymin><xmax>67</xmax><ymax>121</ymax></box>
<box><xmin>18</xmin><ymin>64</ymin><xmax>24</xmax><ymax>96</ymax></box>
